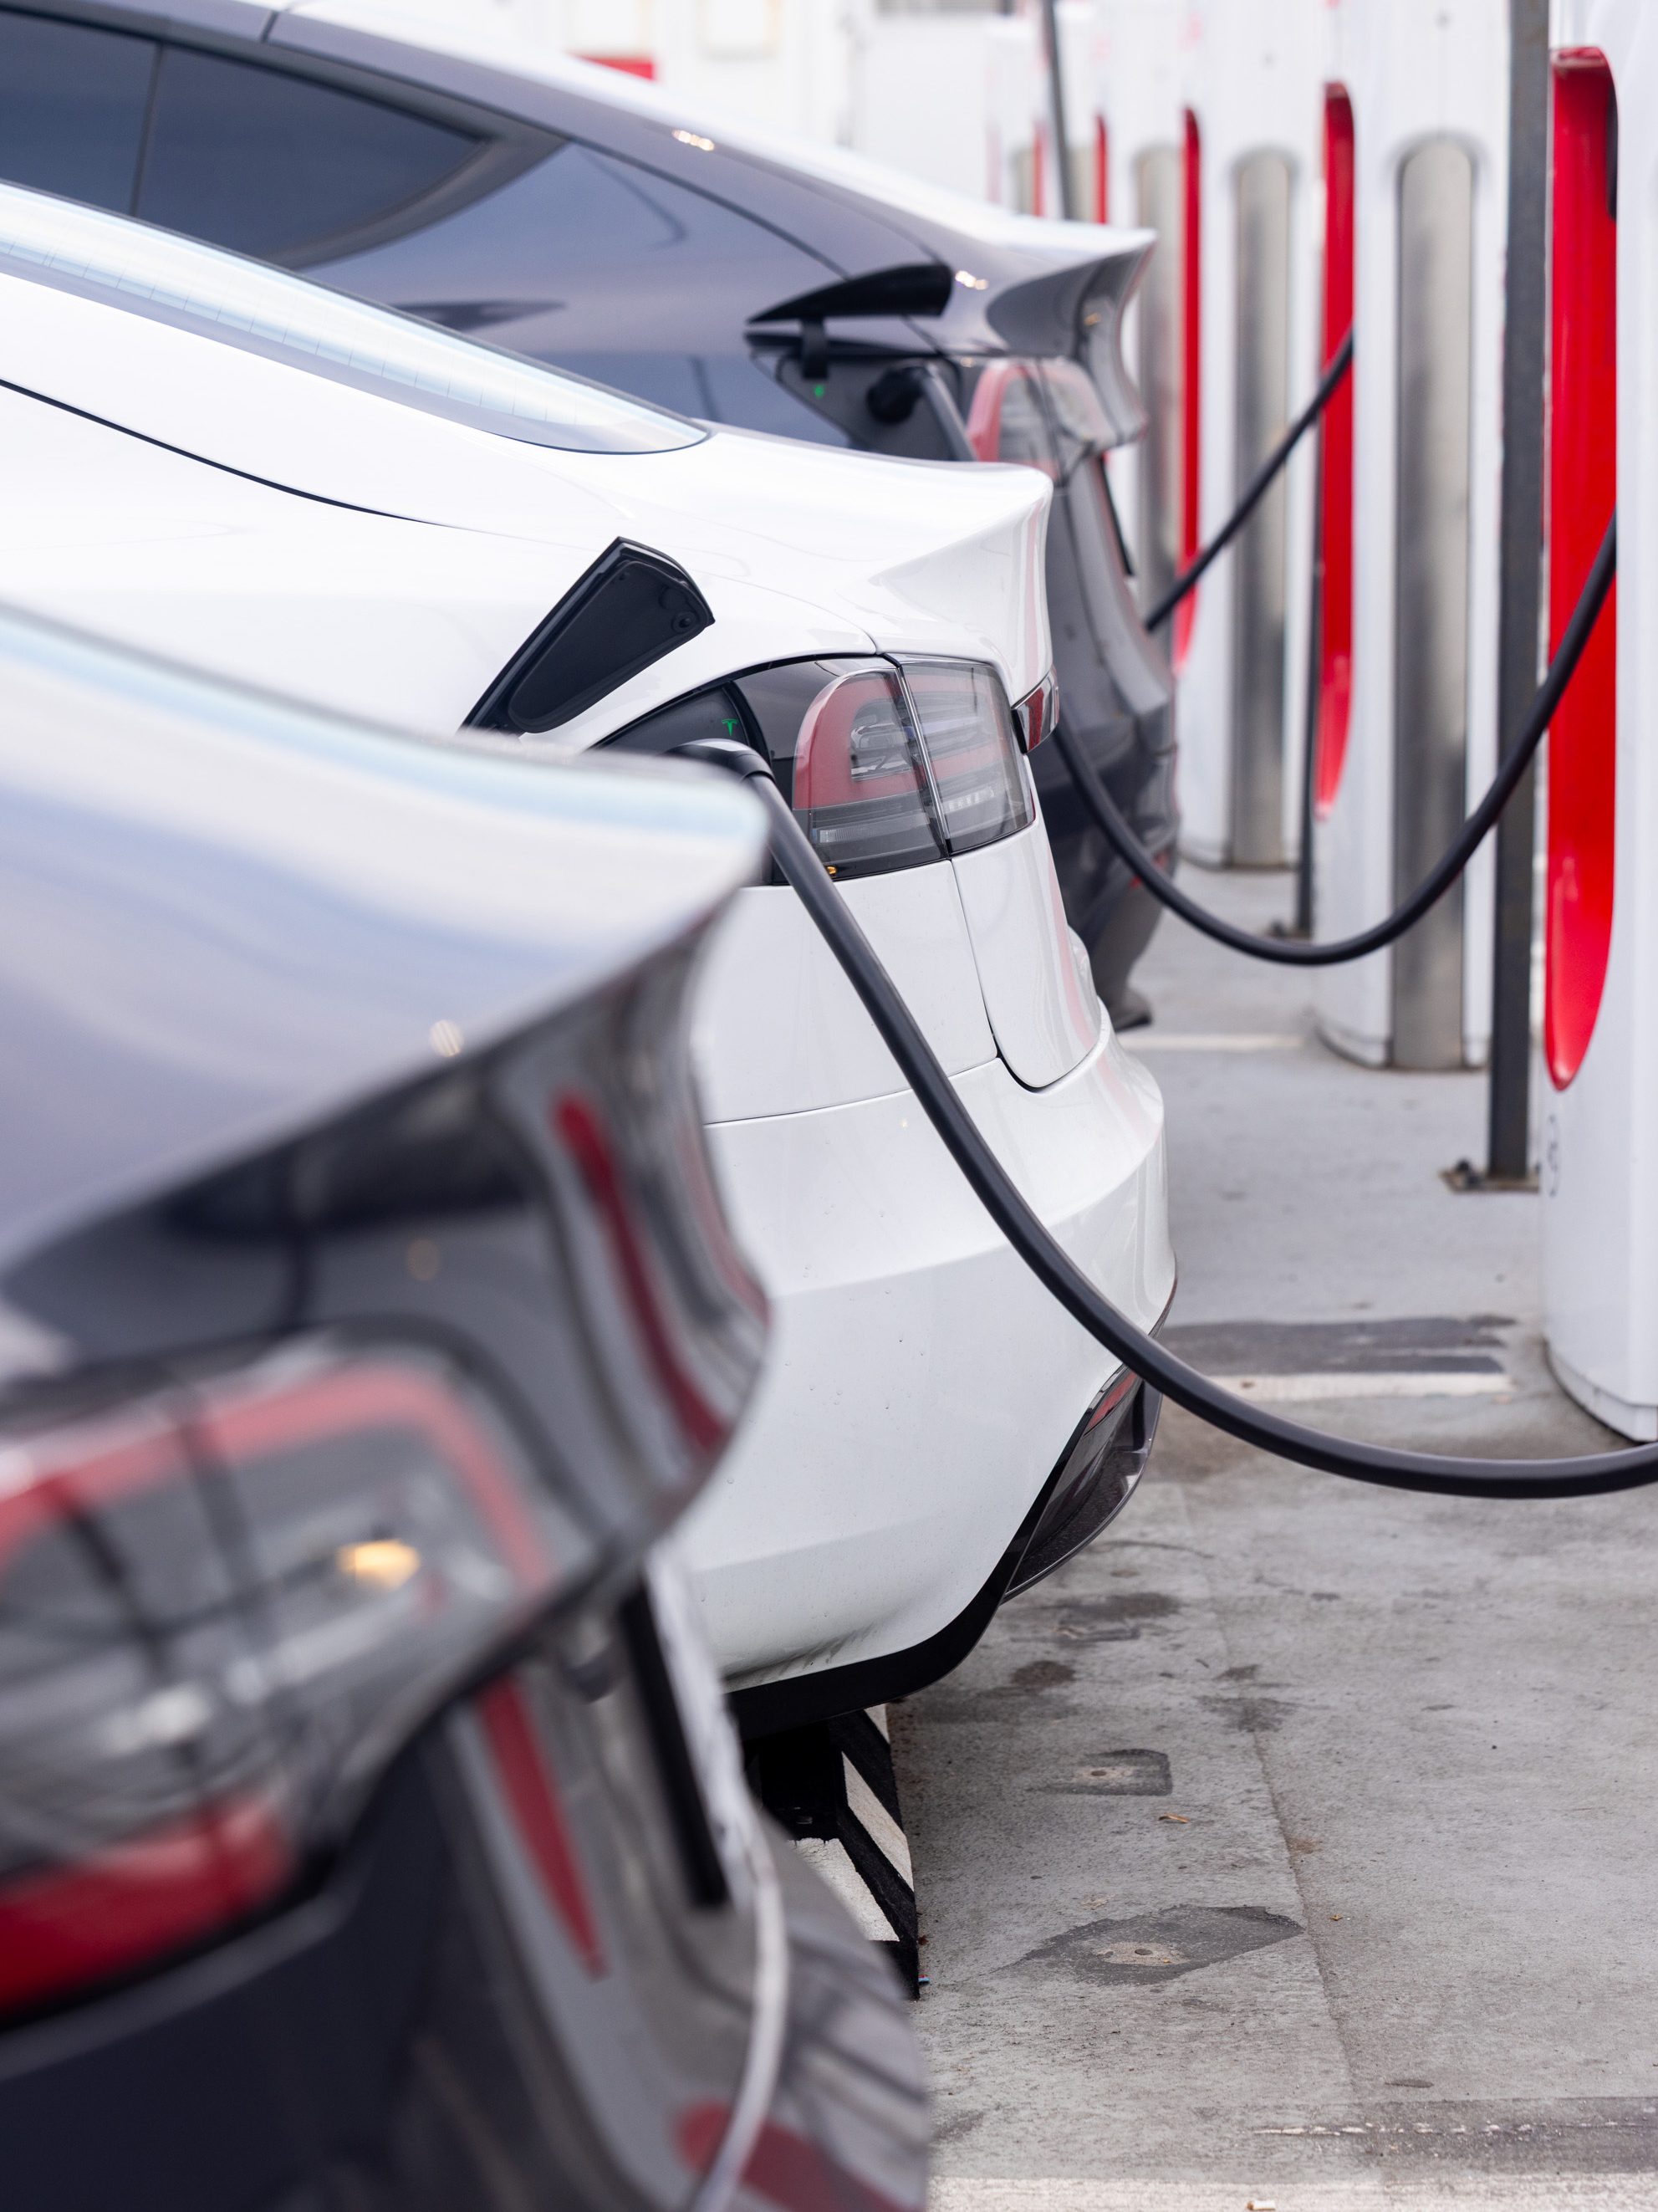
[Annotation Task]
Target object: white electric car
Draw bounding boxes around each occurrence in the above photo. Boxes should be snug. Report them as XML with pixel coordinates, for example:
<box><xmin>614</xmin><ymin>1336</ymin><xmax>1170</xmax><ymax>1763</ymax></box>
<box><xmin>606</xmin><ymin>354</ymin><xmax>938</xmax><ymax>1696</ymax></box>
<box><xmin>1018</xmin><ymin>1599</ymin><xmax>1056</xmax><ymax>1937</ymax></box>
<box><xmin>0</xmin><ymin>183</ymin><xmax>1175</xmax><ymax>1729</ymax></box>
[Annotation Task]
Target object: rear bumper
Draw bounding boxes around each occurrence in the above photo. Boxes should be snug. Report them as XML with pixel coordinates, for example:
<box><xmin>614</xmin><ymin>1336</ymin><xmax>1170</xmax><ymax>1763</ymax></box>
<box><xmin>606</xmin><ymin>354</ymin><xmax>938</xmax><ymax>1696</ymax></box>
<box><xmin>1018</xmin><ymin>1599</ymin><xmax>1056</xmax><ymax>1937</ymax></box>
<box><xmin>732</xmin><ymin>1369</ymin><xmax>1162</xmax><ymax>1740</ymax></box>
<box><xmin>683</xmin><ymin>1027</ymin><xmax>1175</xmax><ymax>1699</ymax></box>
<box><xmin>0</xmin><ymin>1731</ymin><xmax>927</xmax><ymax>2212</ymax></box>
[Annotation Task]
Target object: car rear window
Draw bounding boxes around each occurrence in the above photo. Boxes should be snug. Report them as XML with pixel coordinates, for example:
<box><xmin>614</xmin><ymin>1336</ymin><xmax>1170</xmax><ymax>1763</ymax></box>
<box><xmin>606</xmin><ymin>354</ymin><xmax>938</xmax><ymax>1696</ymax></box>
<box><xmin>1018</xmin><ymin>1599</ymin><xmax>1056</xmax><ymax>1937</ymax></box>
<box><xmin>136</xmin><ymin>46</ymin><xmax>482</xmax><ymax>260</ymax></box>
<box><xmin>0</xmin><ymin>178</ymin><xmax>705</xmax><ymax>455</ymax></box>
<box><xmin>0</xmin><ymin>11</ymin><xmax>156</xmax><ymax>215</ymax></box>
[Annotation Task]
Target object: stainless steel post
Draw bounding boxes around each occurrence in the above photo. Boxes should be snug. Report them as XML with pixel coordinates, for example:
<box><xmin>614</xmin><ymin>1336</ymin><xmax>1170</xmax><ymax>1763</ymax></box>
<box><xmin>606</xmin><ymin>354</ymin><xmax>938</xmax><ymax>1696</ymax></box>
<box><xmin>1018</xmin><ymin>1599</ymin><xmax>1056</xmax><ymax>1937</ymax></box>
<box><xmin>1392</xmin><ymin>140</ymin><xmax>1474</xmax><ymax>1069</ymax></box>
<box><xmin>1232</xmin><ymin>151</ymin><xmax>1293</xmax><ymax>866</ymax></box>
<box><xmin>1041</xmin><ymin>0</ymin><xmax>1076</xmax><ymax>222</ymax></box>
<box><xmin>1135</xmin><ymin>146</ymin><xmax>1184</xmax><ymax>620</ymax></box>
<box><xmin>1484</xmin><ymin>0</ymin><xmax>1550</xmax><ymax>1178</ymax></box>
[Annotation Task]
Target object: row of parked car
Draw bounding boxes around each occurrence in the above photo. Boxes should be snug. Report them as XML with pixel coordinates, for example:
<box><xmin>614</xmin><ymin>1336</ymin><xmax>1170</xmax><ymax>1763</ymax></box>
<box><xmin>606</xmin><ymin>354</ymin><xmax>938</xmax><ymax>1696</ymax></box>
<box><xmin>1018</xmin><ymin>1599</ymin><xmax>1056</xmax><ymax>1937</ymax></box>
<box><xmin>0</xmin><ymin>8</ymin><xmax>1179</xmax><ymax>2205</ymax></box>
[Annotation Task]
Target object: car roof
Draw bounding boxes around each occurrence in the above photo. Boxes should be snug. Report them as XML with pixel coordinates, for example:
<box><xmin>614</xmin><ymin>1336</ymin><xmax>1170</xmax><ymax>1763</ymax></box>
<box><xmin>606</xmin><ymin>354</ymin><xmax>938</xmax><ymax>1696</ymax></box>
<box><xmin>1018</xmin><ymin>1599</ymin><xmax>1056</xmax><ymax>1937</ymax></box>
<box><xmin>6</xmin><ymin>0</ymin><xmax>1152</xmax><ymax>386</ymax></box>
<box><xmin>275</xmin><ymin>3</ymin><xmax>1133</xmax><ymax>252</ymax></box>
<box><xmin>268</xmin><ymin>3</ymin><xmax>1153</xmax><ymax>358</ymax></box>
<box><xmin>0</xmin><ymin>186</ymin><xmax>1056</xmax><ymax>728</ymax></box>
<box><xmin>0</xmin><ymin>601</ymin><xmax>763</xmax><ymax>1272</ymax></box>
<box><xmin>0</xmin><ymin>175</ymin><xmax>701</xmax><ymax>456</ymax></box>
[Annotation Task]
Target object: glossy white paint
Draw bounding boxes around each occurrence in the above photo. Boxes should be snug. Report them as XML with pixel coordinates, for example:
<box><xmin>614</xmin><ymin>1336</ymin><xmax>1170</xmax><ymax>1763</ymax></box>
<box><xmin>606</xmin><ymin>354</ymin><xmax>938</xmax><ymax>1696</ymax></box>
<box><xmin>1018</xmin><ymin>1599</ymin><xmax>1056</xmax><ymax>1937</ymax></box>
<box><xmin>1313</xmin><ymin>0</ymin><xmax>1508</xmax><ymax>1069</ymax></box>
<box><xmin>0</xmin><ymin>386</ymin><xmax>569</xmax><ymax>732</ymax></box>
<box><xmin>693</xmin><ymin>872</ymin><xmax>997</xmax><ymax>1125</ymax></box>
<box><xmin>951</xmin><ymin>813</ymin><xmax>1101</xmax><ymax>1089</ymax></box>
<box><xmin>0</xmin><ymin>188</ymin><xmax>1172</xmax><ymax>1687</ymax></box>
<box><xmin>0</xmin><ymin>239</ymin><xmax>1054</xmax><ymax>715</ymax></box>
<box><xmin>1542</xmin><ymin>0</ymin><xmax>1651</xmax><ymax>1438</ymax></box>
<box><xmin>685</xmin><ymin>1029</ymin><xmax>1173</xmax><ymax>1684</ymax></box>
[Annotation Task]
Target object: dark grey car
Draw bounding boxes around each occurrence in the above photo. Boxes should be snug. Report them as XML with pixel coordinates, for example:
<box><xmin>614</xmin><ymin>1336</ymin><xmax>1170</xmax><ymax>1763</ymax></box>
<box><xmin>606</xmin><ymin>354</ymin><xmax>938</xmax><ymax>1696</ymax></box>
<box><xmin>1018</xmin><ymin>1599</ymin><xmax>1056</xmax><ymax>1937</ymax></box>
<box><xmin>0</xmin><ymin>607</ymin><xmax>929</xmax><ymax>2212</ymax></box>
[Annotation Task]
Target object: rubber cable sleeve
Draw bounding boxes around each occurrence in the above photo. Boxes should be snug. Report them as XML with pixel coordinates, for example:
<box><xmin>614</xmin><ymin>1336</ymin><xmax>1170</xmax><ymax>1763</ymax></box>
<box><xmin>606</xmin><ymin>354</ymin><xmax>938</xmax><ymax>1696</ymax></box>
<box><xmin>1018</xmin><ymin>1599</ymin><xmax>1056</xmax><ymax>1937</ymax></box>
<box><xmin>1145</xmin><ymin>326</ymin><xmax>1354</xmax><ymax>633</ymax></box>
<box><xmin>686</xmin><ymin>759</ymin><xmax>1657</xmax><ymax>1499</ymax></box>
<box><xmin>1059</xmin><ymin>513</ymin><xmax>1616</xmax><ymax>967</ymax></box>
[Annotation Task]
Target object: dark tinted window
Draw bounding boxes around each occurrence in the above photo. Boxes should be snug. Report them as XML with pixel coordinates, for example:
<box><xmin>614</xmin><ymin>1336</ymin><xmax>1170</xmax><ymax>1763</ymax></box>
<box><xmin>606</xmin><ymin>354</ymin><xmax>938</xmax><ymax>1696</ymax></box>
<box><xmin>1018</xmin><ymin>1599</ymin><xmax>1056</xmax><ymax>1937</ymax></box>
<box><xmin>137</xmin><ymin>47</ymin><xmax>480</xmax><ymax>257</ymax></box>
<box><xmin>322</xmin><ymin>143</ymin><xmax>851</xmax><ymax>441</ymax></box>
<box><xmin>0</xmin><ymin>11</ymin><xmax>156</xmax><ymax>213</ymax></box>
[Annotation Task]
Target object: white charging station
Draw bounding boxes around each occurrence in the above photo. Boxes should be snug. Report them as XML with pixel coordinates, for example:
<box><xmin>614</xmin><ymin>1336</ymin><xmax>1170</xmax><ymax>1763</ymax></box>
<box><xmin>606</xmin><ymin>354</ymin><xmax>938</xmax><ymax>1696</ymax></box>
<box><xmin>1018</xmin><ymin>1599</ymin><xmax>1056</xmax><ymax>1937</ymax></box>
<box><xmin>1538</xmin><ymin>8</ymin><xmax>1640</xmax><ymax>1434</ymax></box>
<box><xmin>1096</xmin><ymin>0</ymin><xmax>1184</xmax><ymax>618</ymax></box>
<box><xmin>1056</xmin><ymin>0</ymin><xmax>1107</xmax><ymax>225</ymax></box>
<box><xmin>849</xmin><ymin>6</ymin><xmax>997</xmax><ymax>202</ymax></box>
<box><xmin>1157</xmin><ymin>0</ymin><xmax>1323</xmax><ymax>872</ymax></box>
<box><xmin>1312</xmin><ymin>0</ymin><xmax>1509</xmax><ymax>1070</ymax></box>
<box><xmin>980</xmin><ymin>8</ymin><xmax>1091</xmax><ymax>222</ymax></box>
<box><xmin>983</xmin><ymin>13</ymin><xmax>1044</xmax><ymax>217</ymax></box>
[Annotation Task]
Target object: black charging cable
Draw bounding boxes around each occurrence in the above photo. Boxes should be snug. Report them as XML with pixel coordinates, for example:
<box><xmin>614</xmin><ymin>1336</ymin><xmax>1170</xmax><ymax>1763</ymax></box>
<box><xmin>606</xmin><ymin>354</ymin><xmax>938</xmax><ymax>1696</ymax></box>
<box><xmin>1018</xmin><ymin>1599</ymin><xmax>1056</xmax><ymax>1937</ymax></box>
<box><xmin>678</xmin><ymin>730</ymin><xmax>1656</xmax><ymax>1501</ymax></box>
<box><xmin>1145</xmin><ymin>326</ymin><xmax>1354</xmax><ymax>634</ymax></box>
<box><xmin>1060</xmin><ymin>513</ymin><xmax>1616</xmax><ymax>966</ymax></box>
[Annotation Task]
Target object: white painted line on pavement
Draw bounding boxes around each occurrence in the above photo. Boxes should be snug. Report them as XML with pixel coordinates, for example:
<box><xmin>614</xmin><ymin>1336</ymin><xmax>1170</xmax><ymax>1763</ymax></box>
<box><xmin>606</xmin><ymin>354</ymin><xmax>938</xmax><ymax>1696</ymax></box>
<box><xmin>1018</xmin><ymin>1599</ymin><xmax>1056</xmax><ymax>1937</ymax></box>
<box><xmin>931</xmin><ymin>2180</ymin><xmax>1389</xmax><ymax>2211</ymax></box>
<box><xmin>931</xmin><ymin>2178</ymin><xmax>1658</xmax><ymax>2211</ymax></box>
<box><xmin>1128</xmin><ymin>1032</ymin><xmax>1305</xmax><ymax>1052</ymax></box>
<box><xmin>1209</xmin><ymin>1372</ymin><xmax>1513</xmax><ymax>1402</ymax></box>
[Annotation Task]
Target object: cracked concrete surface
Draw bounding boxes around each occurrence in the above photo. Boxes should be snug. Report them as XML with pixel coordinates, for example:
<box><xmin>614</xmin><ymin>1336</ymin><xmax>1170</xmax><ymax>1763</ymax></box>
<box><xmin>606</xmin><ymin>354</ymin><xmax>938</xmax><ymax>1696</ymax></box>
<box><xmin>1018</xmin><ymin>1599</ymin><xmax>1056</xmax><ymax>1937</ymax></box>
<box><xmin>898</xmin><ymin>870</ymin><xmax>1658</xmax><ymax>2207</ymax></box>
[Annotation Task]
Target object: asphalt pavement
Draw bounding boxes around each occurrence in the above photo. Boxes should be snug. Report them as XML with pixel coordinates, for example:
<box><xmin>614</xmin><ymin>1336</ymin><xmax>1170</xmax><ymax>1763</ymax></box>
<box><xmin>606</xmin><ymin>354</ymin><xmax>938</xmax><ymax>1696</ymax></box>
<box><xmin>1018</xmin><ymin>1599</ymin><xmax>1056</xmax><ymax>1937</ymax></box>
<box><xmin>898</xmin><ymin>866</ymin><xmax>1658</xmax><ymax>2209</ymax></box>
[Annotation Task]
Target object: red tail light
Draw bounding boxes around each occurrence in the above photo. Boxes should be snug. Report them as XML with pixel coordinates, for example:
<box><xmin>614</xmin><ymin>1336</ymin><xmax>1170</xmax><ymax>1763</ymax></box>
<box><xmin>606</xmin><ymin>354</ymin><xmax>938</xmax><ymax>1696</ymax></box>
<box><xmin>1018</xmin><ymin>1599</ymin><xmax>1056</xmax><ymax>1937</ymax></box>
<box><xmin>793</xmin><ymin>667</ymin><xmax>944</xmax><ymax>878</ymax></box>
<box><xmin>965</xmin><ymin>356</ymin><xmax>1110</xmax><ymax>477</ymax></box>
<box><xmin>965</xmin><ymin>360</ymin><xmax>1055</xmax><ymax>471</ymax></box>
<box><xmin>0</xmin><ymin>1797</ymin><xmax>293</xmax><ymax>2020</ymax></box>
<box><xmin>0</xmin><ymin>1342</ymin><xmax>573</xmax><ymax>2016</ymax></box>
<box><xmin>790</xmin><ymin>660</ymin><xmax>1034</xmax><ymax>878</ymax></box>
<box><xmin>1015</xmin><ymin>671</ymin><xmax>1059</xmax><ymax>753</ymax></box>
<box><xmin>902</xmin><ymin>659</ymin><xmax>1033</xmax><ymax>854</ymax></box>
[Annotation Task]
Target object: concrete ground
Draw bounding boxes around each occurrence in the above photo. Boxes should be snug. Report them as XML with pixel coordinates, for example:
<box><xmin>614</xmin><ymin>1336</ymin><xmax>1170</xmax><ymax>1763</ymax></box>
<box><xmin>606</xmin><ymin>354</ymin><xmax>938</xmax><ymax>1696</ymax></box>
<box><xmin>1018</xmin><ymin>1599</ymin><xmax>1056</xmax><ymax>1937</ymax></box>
<box><xmin>896</xmin><ymin>869</ymin><xmax>1658</xmax><ymax>2210</ymax></box>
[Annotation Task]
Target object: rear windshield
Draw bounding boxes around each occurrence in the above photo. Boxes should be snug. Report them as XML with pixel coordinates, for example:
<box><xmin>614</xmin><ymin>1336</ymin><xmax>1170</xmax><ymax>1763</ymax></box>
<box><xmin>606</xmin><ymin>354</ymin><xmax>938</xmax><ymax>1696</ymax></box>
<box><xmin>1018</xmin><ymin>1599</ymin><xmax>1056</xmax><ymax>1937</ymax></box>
<box><xmin>0</xmin><ymin>181</ymin><xmax>704</xmax><ymax>456</ymax></box>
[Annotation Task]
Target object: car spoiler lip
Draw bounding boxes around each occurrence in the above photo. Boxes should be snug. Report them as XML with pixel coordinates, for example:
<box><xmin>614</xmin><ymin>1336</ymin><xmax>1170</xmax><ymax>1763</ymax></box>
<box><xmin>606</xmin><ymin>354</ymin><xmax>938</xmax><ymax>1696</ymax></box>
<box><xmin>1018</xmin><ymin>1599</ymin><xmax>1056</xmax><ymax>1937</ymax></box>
<box><xmin>974</xmin><ymin>232</ymin><xmax>1153</xmax><ymax>447</ymax></box>
<box><xmin>745</xmin><ymin>232</ymin><xmax>1155</xmax><ymax>450</ymax></box>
